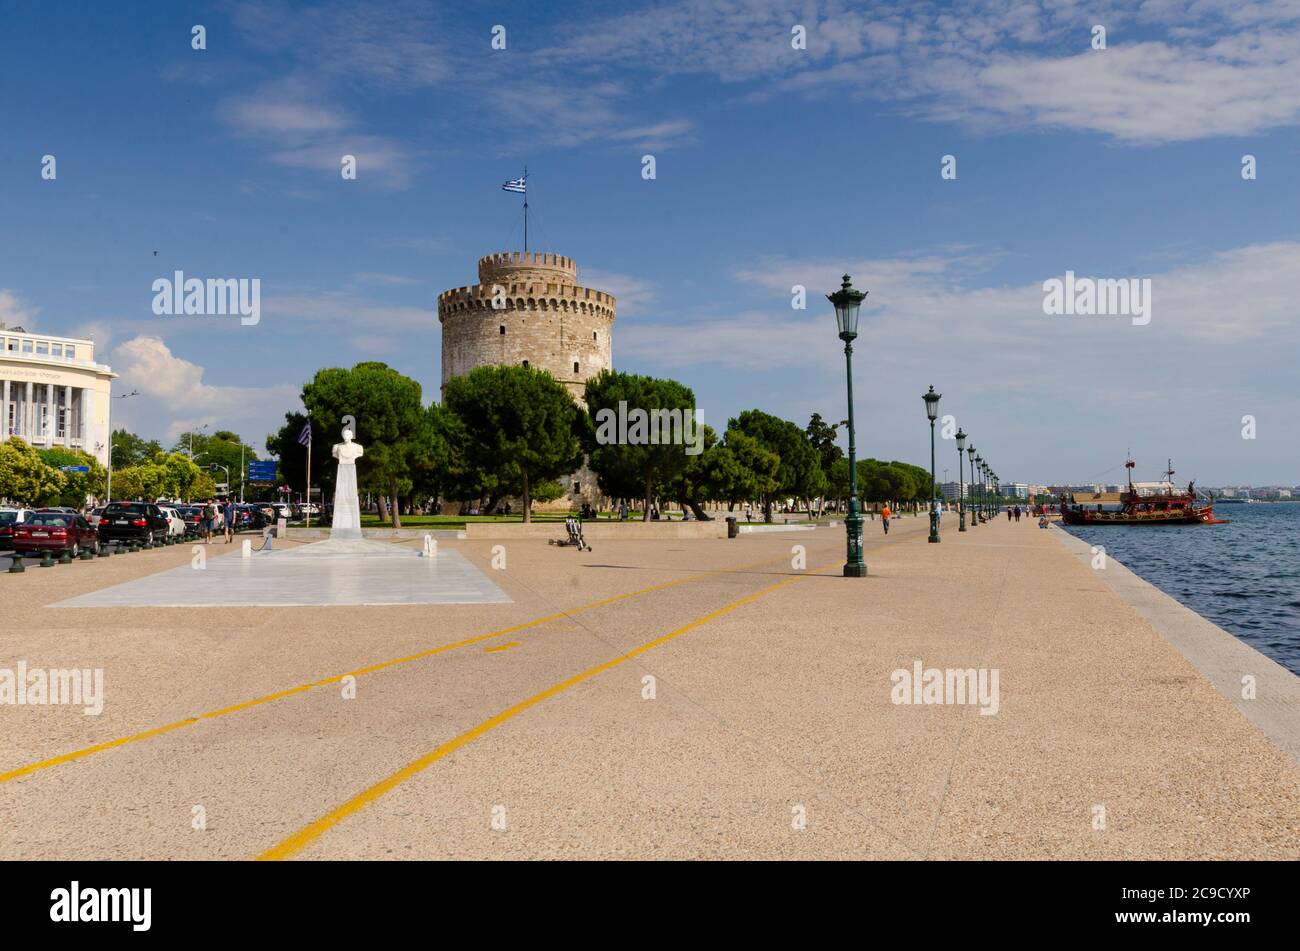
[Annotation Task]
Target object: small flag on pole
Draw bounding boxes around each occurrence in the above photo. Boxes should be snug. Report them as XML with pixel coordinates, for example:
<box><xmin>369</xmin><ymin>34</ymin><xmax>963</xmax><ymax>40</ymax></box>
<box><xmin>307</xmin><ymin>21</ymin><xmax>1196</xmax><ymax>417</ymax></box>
<box><xmin>502</xmin><ymin>176</ymin><xmax>526</xmax><ymax>193</ymax></box>
<box><xmin>298</xmin><ymin>421</ymin><xmax>312</xmax><ymax>447</ymax></box>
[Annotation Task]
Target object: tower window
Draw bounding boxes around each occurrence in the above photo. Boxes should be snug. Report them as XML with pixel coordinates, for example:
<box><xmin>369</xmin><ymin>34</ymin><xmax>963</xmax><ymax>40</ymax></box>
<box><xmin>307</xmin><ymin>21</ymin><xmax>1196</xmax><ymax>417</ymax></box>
<box><xmin>592</xmin><ymin>331</ymin><xmax>597</xmax><ymax>341</ymax></box>
<box><xmin>573</xmin><ymin>361</ymin><xmax>580</xmax><ymax>374</ymax></box>
<box><xmin>499</xmin><ymin>325</ymin><xmax>505</xmax><ymax>335</ymax></box>
<box><xmin>522</xmin><ymin>360</ymin><xmax>529</xmax><ymax>368</ymax></box>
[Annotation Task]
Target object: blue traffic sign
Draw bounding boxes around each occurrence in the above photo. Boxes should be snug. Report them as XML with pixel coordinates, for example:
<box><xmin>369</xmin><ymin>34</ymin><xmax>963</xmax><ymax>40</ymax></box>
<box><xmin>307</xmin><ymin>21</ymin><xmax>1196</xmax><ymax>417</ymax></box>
<box><xmin>59</xmin><ymin>465</ymin><xmax>90</xmax><ymax>473</ymax></box>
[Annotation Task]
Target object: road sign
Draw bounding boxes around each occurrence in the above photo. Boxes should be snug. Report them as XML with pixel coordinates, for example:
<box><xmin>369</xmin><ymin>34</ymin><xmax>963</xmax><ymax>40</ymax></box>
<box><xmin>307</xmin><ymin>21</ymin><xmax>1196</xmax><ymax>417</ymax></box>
<box><xmin>247</xmin><ymin>460</ymin><xmax>277</xmax><ymax>482</ymax></box>
<box><xmin>59</xmin><ymin>465</ymin><xmax>91</xmax><ymax>473</ymax></box>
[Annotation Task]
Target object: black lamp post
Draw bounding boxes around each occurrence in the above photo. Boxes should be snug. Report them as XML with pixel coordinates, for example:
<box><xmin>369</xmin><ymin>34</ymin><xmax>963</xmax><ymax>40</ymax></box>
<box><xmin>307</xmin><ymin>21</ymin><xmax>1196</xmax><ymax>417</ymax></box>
<box><xmin>922</xmin><ymin>386</ymin><xmax>941</xmax><ymax>543</ymax></box>
<box><xmin>955</xmin><ymin>428</ymin><xmax>967</xmax><ymax>532</ymax></box>
<box><xmin>966</xmin><ymin>444</ymin><xmax>976</xmax><ymax>528</ymax></box>
<box><xmin>974</xmin><ymin>455</ymin><xmax>983</xmax><ymax>521</ymax></box>
<box><xmin>827</xmin><ymin>275</ymin><xmax>867</xmax><ymax>577</ymax></box>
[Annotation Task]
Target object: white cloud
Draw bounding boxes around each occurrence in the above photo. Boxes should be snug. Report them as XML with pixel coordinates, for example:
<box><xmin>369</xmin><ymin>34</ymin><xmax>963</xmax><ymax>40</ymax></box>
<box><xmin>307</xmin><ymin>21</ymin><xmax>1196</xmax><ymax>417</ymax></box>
<box><xmin>110</xmin><ymin>336</ymin><xmax>299</xmax><ymax>450</ymax></box>
<box><xmin>580</xmin><ymin>269</ymin><xmax>658</xmax><ymax>315</ymax></box>
<box><xmin>0</xmin><ymin>289</ymin><xmax>39</xmax><ymax>329</ymax></box>
<box><xmin>219</xmin><ymin>78</ymin><xmax>415</xmax><ymax>186</ymax></box>
<box><xmin>542</xmin><ymin>0</ymin><xmax>1300</xmax><ymax>144</ymax></box>
<box><xmin>261</xmin><ymin>289</ymin><xmax>431</xmax><ymax>335</ymax></box>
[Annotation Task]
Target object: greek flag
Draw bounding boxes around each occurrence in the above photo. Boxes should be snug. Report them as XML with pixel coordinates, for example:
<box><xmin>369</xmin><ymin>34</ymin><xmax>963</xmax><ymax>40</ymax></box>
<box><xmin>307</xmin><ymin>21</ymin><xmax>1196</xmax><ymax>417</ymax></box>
<box><xmin>502</xmin><ymin>177</ymin><xmax>527</xmax><ymax>193</ymax></box>
<box><xmin>298</xmin><ymin>421</ymin><xmax>312</xmax><ymax>447</ymax></box>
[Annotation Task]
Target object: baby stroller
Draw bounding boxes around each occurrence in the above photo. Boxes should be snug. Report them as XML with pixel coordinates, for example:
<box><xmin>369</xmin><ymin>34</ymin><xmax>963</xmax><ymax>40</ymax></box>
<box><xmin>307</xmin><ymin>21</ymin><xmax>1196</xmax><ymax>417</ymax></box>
<box><xmin>548</xmin><ymin>515</ymin><xmax>592</xmax><ymax>552</ymax></box>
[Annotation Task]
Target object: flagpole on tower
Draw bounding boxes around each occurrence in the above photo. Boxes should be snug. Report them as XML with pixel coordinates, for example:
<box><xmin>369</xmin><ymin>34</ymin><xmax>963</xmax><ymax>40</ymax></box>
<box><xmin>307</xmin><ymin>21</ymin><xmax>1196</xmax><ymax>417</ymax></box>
<box><xmin>523</xmin><ymin>165</ymin><xmax>529</xmax><ymax>252</ymax></box>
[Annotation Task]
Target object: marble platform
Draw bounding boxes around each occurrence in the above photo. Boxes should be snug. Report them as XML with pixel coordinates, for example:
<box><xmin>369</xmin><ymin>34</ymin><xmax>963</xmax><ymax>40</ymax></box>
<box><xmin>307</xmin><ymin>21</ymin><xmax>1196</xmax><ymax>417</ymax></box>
<box><xmin>51</xmin><ymin>542</ymin><xmax>511</xmax><ymax>608</ymax></box>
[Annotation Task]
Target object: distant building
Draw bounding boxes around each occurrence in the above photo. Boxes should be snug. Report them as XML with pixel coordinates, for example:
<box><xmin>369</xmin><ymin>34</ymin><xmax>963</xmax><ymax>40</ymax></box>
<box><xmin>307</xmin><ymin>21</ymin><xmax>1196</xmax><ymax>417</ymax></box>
<box><xmin>1000</xmin><ymin>482</ymin><xmax>1030</xmax><ymax>499</ymax></box>
<box><xmin>0</xmin><ymin>324</ymin><xmax>116</xmax><ymax>466</ymax></box>
<box><xmin>939</xmin><ymin>481</ymin><xmax>969</xmax><ymax>502</ymax></box>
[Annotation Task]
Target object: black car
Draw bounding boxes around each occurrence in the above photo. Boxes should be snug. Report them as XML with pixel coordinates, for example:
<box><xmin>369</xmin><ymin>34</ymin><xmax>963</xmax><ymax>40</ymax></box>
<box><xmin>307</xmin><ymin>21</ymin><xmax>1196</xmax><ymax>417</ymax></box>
<box><xmin>97</xmin><ymin>502</ymin><xmax>172</xmax><ymax>545</ymax></box>
<box><xmin>234</xmin><ymin>504</ymin><xmax>269</xmax><ymax>531</ymax></box>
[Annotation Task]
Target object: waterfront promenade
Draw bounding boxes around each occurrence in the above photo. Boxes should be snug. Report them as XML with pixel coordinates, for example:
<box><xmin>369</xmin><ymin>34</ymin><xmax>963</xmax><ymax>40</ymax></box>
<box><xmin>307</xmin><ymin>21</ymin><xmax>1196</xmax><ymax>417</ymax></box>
<box><xmin>1</xmin><ymin>515</ymin><xmax>1296</xmax><ymax>860</ymax></box>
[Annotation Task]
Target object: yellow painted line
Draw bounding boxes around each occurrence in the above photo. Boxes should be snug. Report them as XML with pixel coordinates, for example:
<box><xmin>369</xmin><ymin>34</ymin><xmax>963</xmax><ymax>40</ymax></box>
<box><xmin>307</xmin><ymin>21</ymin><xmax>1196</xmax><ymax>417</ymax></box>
<box><xmin>0</xmin><ymin>549</ymin><xmax>810</xmax><ymax>785</ymax></box>
<box><xmin>483</xmin><ymin>641</ymin><xmax>520</xmax><ymax>653</ymax></box>
<box><xmin>257</xmin><ymin>567</ymin><xmax>829</xmax><ymax>861</ymax></box>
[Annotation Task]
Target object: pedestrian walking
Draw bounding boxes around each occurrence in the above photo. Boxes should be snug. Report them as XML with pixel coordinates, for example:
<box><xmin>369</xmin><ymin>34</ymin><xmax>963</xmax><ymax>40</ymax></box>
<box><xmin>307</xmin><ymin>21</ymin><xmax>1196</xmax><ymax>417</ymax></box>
<box><xmin>224</xmin><ymin>498</ymin><xmax>236</xmax><ymax>543</ymax></box>
<box><xmin>881</xmin><ymin>504</ymin><xmax>891</xmax><ymax>535</ymax></box>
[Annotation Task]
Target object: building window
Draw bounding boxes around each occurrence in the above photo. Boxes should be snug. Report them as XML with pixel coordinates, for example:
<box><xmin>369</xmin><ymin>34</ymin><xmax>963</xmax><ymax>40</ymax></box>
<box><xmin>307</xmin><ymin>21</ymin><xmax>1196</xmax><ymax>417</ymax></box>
<box><xmin>573</xmin><ymin>361</ymin><xmax>579</xmax><ymax>374</ymax></box>
<box><xmin>573</xmin><ymin>482</ymin><xmax>580</xmax><ymax>493</ymax></box>
<box><xmin>52</xmin><ymin>344</ymin><xmax>62</xmax><ymax>357</ymax></box>
<box><xmin>522</xmin><ymin>360</ymin><xmax>529</xmax><ymax>368</ymax></box>
<box><xmin>592</xmin><ymin>331</ymin><xmax>597</xmax><ymax>341</ymax></box>
<box><xmin>499</xmin><ymin>325</ymin><xmax>505</xmax><ymax>335</ymax></box>
<box><xmin>22</xmin><ymin>340</ymin><xmax>32</xmax><ymax>353</ymax></box>
<box><xmin>36</xmin><ymin>341</ymin><xmax>48</xmax><ymax>355</ymax></box>
<box><xmin>65</xmin><ymin>345</ymin><xmax>75</xmax><ymax>360</ymax></box>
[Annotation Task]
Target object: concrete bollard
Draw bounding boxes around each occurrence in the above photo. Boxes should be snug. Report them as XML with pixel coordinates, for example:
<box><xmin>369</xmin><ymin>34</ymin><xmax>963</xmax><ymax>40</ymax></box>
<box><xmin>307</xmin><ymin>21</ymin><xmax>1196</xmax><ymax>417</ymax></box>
<box><xmin>421</xmin><ymin>534</ymin><xmax>437</xmax><ymax>557</ymax></box>
<box><xmin>9</xmin><ymin>554</ymin><xmax>24</xmax><ymax>573</ymax></box>
<box><xmin>242</xmin><ymin>539</ymin><xmax>252</xmax><ymax>559</ymax></box>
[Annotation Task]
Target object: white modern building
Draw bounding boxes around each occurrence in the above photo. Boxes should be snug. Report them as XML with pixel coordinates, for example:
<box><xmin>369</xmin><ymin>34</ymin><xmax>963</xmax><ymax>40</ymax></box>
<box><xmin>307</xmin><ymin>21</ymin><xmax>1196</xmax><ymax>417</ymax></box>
<box><xmin>0</xmin><ymin>325</ymin><xmax>116</xmax><ymax>466</ymax></box>
<box><xmin>939</xmin><ymin>481</ymin><xmax>969</xmax><ymax>502</ymax></box>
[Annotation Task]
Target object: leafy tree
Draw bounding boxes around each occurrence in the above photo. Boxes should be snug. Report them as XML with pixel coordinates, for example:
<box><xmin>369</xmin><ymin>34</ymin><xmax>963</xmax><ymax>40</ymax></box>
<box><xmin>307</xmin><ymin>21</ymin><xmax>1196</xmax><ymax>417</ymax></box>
<box><xmin>663</xmin><ymin>425</ymin><xmax>720</xmax><ymax>519</ymax></box>
<box><xmin>0</xmin><ymin>438</ymin><xmax>65</xmax><ymax>505</ymax></box>
<box><xmin>583</xmin><ymin>370</ymin><xmax>698</xmax><ymax>520</ymax></box>
<box><xmin>111</xmin><ymin>429</ymin><xmax>163</xmax><ymax>468</ymax></box>
<box><xmin>704</xmin><ymin>429</ymin><xmax>780</xmax><ymax>511</ymax></box>
<box><xmin>108</xmin><ymin>453</ymin><xmax>214</xmax><ymax>502</ymax></box>
<box><xmin>806</xmin><ymin>413</ymin><xmax>846</xmax><ymax>515</ymax></box>
<box><xmin>444</xmin><ymin>364</ymin><xmax>582</xmax><ymax>522</ymax></box>
<box><xmin>186</xmin><ymin>430</ymin><xmax>260</xmax><ymax>494</ymax></box>
<box><xmin>38</xmin><ymin>446</ymin><xmax>107</xmax><ymax>506</ymax></box>
<box><xmin>727</xmin><ymin>409</ymin><xmax>824</xmax><ymax>521</ymax></box>
<box><xmin>300</xmin><ymin>362</ymin><xmax>426</xmax><ymax>527</ymax></box>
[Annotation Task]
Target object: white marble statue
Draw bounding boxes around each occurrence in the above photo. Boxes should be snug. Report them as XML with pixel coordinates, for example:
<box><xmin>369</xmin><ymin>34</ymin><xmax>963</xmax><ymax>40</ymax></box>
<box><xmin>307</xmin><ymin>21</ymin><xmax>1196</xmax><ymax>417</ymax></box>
<box><xmin>330</xmin><ymin>428</ymin><xmax>364</xmax><ymax>540</ymax></box>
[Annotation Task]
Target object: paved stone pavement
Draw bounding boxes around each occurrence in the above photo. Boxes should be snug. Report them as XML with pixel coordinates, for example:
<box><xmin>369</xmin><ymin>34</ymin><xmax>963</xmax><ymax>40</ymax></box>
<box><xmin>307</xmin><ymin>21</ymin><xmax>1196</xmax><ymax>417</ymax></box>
<box><xmin>1</xmin><ymin>515</ymin><xmax>1296</xmax><ymax>860</ymax></box>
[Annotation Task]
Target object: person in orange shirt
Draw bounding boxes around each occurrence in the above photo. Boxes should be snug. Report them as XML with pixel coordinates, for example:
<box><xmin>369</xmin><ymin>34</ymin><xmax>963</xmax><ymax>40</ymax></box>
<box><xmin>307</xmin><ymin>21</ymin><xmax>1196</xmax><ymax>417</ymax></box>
<box><xmin>880</xmin><ymin>504</ymin><xmax>891</xmax><ymax>534</ymax></box>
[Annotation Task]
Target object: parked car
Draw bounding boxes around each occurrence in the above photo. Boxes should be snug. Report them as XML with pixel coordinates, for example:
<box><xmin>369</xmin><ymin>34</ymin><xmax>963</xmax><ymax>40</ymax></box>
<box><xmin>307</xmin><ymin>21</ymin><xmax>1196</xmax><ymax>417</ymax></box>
<box><xmin>175</xmin><ymin>505</ymin><xmax>204</xmax><ymax>535</ymax></box>
<box><xmin>0</xmin><ymin>508</ymin><xmax>35</xmax><ymax>549</ymax></box>
<box><xmin>96</xmin><ymin>501</ymin><xmax>172</xmax><ymax>546</ymax></box>
<box><xmin>233</xmin><ymin>504</ymin><xmax>269</xmax><ymax>531</ymax></box>
<box><xmin>11</xmin><ymin>511</ymin><xmax>99</xmax><ymax>558</ymax></box>
<box><xmin>87</xmin><ymin>506</ymin><xmax>107</xmax><ymax>528</ymax></box>
<box><xmin>158</xmin><ymin>505</ymin><xmax>187</xmax><ymax>537</ymax></box>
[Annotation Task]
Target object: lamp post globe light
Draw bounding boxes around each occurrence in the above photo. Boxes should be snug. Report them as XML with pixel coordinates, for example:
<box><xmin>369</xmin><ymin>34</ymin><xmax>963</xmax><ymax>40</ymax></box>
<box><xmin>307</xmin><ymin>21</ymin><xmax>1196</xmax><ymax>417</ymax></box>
<box><xmin>966</xmin><ymin>444</ymin><xmax>976</xmax><ymax>528</ymax></box>
<box><xmin>974</xmin><ymin>455</ymin><xmax>983</xmax><ymax>520</ymax></box>
<box><xmin>955</xmin><ymin>428</ymin><xmax>967</xmax><ymax>532</ymax></box>
<box><xmin>827</xmin><ymin>274</ymin><xmax>868</xmax><ymax>577</ymax></box>
<box><xmin>922</xmin><ymin>386</ymin><xmax>941</xmax><ymax>543</ymax></box>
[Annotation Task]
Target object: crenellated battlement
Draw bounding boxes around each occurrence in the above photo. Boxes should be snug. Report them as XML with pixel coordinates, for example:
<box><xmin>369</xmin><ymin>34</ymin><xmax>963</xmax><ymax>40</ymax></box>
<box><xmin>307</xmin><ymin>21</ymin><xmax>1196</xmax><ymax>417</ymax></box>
<box><xmin>477</xmin><ymin>251</ymin><xmax>578</xmax><ymax>286</ymax></box>
<box><xmin>437</xmin><ymin>281</ymin><xmax>616</xmax><ymax>321</ymax></box>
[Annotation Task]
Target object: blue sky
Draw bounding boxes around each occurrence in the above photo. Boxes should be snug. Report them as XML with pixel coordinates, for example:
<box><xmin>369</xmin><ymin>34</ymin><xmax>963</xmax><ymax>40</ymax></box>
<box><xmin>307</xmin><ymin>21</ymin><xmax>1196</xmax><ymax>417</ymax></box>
<box><xmin>3</xmin><ymin>0</ymin><xmax>1299</xmax><ymax>486</ymax></box>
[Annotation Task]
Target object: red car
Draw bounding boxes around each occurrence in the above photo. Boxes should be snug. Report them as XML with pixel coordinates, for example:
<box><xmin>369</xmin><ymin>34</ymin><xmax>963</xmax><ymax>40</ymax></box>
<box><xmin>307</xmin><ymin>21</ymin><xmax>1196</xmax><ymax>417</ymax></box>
<box><xmin>11</xmin><ymin>511</ymin><xmax>100</xmax><ymax>558</ymax></box>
